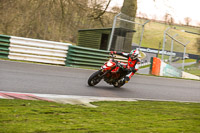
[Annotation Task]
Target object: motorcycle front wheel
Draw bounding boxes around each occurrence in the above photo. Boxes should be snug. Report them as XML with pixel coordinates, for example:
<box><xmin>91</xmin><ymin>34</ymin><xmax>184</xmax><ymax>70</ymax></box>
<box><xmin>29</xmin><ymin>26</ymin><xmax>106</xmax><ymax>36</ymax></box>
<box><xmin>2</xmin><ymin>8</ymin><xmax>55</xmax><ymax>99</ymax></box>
<box><xmin>88</xmin><ymin>70</ymin><xmax>103</xmax><ymax>86</ymax></box>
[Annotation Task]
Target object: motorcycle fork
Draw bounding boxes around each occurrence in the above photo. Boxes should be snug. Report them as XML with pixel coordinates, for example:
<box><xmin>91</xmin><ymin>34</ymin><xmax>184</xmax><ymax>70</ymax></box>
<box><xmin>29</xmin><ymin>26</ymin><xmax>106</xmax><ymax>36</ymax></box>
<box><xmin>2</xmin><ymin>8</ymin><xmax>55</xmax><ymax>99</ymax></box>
<box><xmin>100</xmin><ymin>67</ymin><xmax>116</xmax><ymax>79</ymax></box>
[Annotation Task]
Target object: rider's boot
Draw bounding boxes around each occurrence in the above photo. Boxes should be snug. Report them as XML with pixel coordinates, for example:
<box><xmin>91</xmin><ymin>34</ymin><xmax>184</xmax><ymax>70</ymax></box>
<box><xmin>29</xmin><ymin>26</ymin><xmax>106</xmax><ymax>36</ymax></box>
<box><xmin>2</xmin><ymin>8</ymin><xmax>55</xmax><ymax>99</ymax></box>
<box><xmin>120</xmin><ymin>76</ymin><xmax>129</xmax><ymax>84</ymax></box>
<box><xmin>124</xmin><ymin>76</ymin><xmax>130</xmax><ymax>83</ymax></box>
<box><xmin>123</xmin><ymin>72</ymin><xmax>134</xmax><ymax>83</ymax></box>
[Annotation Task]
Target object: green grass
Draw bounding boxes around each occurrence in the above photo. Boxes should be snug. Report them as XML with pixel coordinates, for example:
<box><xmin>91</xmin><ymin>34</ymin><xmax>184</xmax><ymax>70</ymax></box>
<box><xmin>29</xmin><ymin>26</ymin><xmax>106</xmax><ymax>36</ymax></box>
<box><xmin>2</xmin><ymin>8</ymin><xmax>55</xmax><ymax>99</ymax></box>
<box><xmin>176</xmin><ymin>59</ymin><xmax>197</xmax><ymax>63</ymax></box>
<box><xmin>183</xmin><ymin>63</ymin><xmax>200</xmax><ymax>76</ymax></box>
<box><xmin>155</xmin><ymin>55</ymin><xmax>197</xmax><ymax>64</ymax></box>
<box><xmin>139</xmin><ymin>64</ymin><xmax>150</xmax><ymax>69</ymax></box>
<box><xmin>133</xmin><ymin>19</ymin><xmax>200</xmax><ymax>55</ymax></box>
<box><xmin>1</xmin><ymin>99</ymin><xmax>200</xmax><ymax>133</ymax></box>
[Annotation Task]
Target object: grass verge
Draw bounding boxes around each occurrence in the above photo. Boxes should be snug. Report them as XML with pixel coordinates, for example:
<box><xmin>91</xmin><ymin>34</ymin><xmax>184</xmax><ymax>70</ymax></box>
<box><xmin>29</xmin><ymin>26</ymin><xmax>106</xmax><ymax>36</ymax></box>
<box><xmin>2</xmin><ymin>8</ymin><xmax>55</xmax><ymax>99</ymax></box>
<box><xmin>134</xmin><ymin>19</ymin><xmax>200</xmax><ymax>55</ymax></box>
<box><xmin>176</xmin><ymin>59</ymin><xmax>197</xmax><ymax>63</ymax></box>
<box><xmin>139</xmin><ymin>64</ymin><xmax>150</xmax><ymax>69</ymax></box>
<box><xmin>0</xmin><ymin>99</ymin><xmax>200</xmax><ymax>133</ymax></box>
<box><xmin>183</xmin><ymin>63</ymin><xmax>200</xmax><ymax>76</ymax></box>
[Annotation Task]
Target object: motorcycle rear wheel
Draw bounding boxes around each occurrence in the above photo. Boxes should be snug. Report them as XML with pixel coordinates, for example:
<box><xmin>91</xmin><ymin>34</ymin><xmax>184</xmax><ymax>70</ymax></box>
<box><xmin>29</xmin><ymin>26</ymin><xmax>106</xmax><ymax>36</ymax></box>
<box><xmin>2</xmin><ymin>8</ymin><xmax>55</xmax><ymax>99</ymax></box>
<box><xmin>88</xmin><ymin>70</ymin><xmax>103</xmax><ymax>86</ymax></box>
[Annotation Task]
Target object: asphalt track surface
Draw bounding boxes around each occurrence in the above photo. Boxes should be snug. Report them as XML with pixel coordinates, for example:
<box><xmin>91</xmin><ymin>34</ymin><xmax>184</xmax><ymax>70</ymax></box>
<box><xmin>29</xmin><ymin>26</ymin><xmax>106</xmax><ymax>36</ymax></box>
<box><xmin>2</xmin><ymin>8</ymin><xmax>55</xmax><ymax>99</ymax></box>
<box><xmin>0</xmin><ymin>60</ymin><xmax>200</xmax><ymax>102</ymax></box>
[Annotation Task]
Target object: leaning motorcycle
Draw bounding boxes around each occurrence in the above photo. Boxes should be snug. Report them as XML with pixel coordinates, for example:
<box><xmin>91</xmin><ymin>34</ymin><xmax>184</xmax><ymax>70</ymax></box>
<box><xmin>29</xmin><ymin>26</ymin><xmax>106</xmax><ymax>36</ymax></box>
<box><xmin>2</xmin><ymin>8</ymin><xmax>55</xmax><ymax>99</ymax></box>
<box><xmin>87</xmin><ymin>54</ymin><xmax>128</xmax><ymax>88</ymax></box>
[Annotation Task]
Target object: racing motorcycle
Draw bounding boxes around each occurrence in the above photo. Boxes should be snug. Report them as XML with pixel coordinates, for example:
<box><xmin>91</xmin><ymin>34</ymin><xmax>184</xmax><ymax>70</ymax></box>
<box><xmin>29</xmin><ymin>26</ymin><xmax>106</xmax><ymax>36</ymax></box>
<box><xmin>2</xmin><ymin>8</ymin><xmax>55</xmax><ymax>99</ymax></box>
<box><xmin>88</xmin><ymin>54</ymin><xmax>129</xmax><ymax>88</ymax></box>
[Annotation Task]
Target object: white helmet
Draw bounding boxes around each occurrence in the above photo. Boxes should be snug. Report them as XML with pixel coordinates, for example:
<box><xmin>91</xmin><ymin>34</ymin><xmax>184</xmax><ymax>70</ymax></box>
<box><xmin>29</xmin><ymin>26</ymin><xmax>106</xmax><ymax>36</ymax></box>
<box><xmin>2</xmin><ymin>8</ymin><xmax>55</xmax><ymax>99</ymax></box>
<box><xmin>130</xmin><ymin>49</ymin><xmax>140</xmax><ymax>60</ymax></box>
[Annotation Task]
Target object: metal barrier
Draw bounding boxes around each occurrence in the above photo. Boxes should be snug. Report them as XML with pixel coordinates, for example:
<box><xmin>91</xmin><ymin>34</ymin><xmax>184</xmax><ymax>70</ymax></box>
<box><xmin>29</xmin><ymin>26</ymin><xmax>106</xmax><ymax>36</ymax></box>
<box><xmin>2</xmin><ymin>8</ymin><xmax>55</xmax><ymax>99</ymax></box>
<box><xmin>66</xmin><ymin>45</ymin><xmax>150</xmax><ymax>69</ymax></box>
<box><xmin>0</xmin><ymin>34</ymin><xmax>149</xmax><ymax>68</ymax></box>
<box><xmin>66</xmin><ymin>45</ymin><xmax>110</xmax><ymax>69</ymax></box>
<box><xmin>0</xmin><ymin>34</ymin><xmax>72</xmax><ymax>65</ymax></box>
<box><xmin>0</xmin><ymin>35</ymin><xmax>10</xmax><ymax>59</ymax></box>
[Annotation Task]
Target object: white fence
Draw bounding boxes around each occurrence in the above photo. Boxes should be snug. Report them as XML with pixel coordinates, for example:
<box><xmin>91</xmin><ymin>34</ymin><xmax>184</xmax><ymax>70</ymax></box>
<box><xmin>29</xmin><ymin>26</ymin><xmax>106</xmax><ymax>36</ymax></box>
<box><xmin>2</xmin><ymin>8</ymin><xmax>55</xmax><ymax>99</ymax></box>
<box><xmin>9</xmin><ymin>36</ymin><xmax>72</xmax><ymax>65</ymax></box>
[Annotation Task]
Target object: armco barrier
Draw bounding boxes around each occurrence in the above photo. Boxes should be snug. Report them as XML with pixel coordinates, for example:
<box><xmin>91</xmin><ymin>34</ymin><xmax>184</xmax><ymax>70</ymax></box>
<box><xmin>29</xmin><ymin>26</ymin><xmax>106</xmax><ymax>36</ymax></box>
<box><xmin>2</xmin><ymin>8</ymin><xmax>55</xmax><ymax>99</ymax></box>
<box><xmin>0</xmin><ymin>35</ymin><xmax>10</xmax><ymax>59</ymax></box>
<box><xmin>66</xmin><ymin>45</ymin><xmax>110</xmax><ymax>69</ymax></box>
<box><xmin>0</xmin><ymin>34</ymin><xmax>72</xmax><ymax>65</ymax></box>
<box><xmin>0</xmin><ymin>34</ymin><xmax>149</xmax><ymax>68</ymax></box>
<box><xmin>66</xmin><ymin>45</ymin><xmax>150</xmax><ymax>69</ymax></box>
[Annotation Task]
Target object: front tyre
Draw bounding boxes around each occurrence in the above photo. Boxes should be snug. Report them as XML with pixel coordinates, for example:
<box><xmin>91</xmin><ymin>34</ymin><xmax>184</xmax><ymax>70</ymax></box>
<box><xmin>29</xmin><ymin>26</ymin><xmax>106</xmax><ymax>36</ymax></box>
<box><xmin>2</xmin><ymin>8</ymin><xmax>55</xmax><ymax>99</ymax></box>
<box><xmin>88</xmin><ymin>70</ymin><xmax>103</xmax><ymax>86</ymax></box>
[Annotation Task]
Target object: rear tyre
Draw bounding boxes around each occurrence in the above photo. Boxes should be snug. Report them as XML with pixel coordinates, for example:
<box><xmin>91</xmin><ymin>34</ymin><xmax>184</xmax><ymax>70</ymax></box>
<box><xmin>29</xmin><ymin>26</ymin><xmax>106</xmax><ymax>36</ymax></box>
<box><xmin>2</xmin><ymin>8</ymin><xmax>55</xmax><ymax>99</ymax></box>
<box><xmin>88</xmin><ymin>70</ymin><xmax>103</xmax><ymax>86</ymax></box>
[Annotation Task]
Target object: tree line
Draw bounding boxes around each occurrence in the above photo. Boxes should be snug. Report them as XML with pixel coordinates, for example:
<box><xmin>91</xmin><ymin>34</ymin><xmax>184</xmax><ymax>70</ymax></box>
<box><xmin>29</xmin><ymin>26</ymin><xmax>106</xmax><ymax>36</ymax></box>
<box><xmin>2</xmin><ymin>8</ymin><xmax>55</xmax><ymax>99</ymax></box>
<box><xmin>1</xmin><ymin>0</ymin><xmax>198</xmax><ymax>53</ymax></box>
<box><xmin>0</xmin><ymin>0</ymin><xmax>120</xmax><ymax>43</ymax></box>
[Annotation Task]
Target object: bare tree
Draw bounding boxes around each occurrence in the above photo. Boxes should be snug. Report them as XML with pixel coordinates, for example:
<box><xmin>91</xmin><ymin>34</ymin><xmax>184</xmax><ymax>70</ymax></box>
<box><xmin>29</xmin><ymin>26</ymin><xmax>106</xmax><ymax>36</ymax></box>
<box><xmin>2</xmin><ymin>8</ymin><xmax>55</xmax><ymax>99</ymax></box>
<box><xmin>164</xmin><ymin>13</ymin><xmax>170</xmax><ymax>24</ymax></box>
<box><xmin>111</xmin><ymin>6</ymin><xmax>121</xmax><ymax>14</ymax></box>
<box><xmin>163</xmin><ymin>13</ymin><xmax>174</xmax><ymax>25</ymax></box>
<box><xmin>0</xmin><ymin>0</ymin><xmax>113</xmax><ymax>43</ymax></box>
<box><xmin>120</xmin><ymin>0</ymin><xmax>137</xmax><ymax>52</ymax></box>
<box><xmin>87</xmin><ymin>0</ymin><xmax>112</xmax><ymax>27</ymax></box>
<box><xmin>0</xmin><ymin>0</ymin><xmax>138</xmax><ymax>45</ymax></box>
<box><xmin>169</xmin><ymin>17</ymin><xmax>175</xmax><ymax>25</ymax></box>
<box><xmin>121</xmin><ymin>0</ymin><xmax>137</xmax><ymax>18</ymax></box>
<box><xmin>184</xmin><ymin>17</ymin><xmax>192</xmax><ymax>26</ymax></box>
<box><xmin>137</xmin><ymin>12</ymin><xmax>148</xmax><ymax>20</ymax></box>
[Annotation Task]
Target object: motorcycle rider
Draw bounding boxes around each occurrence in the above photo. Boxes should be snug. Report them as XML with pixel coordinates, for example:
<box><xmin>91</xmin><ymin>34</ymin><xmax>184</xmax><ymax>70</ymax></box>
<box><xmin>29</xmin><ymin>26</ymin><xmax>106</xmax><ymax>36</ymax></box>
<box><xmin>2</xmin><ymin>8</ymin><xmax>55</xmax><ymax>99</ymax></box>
<box><xmin>110</xmin><ymin>49</ymin><xmax>141</xmax><ymax>83</ymax></box>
